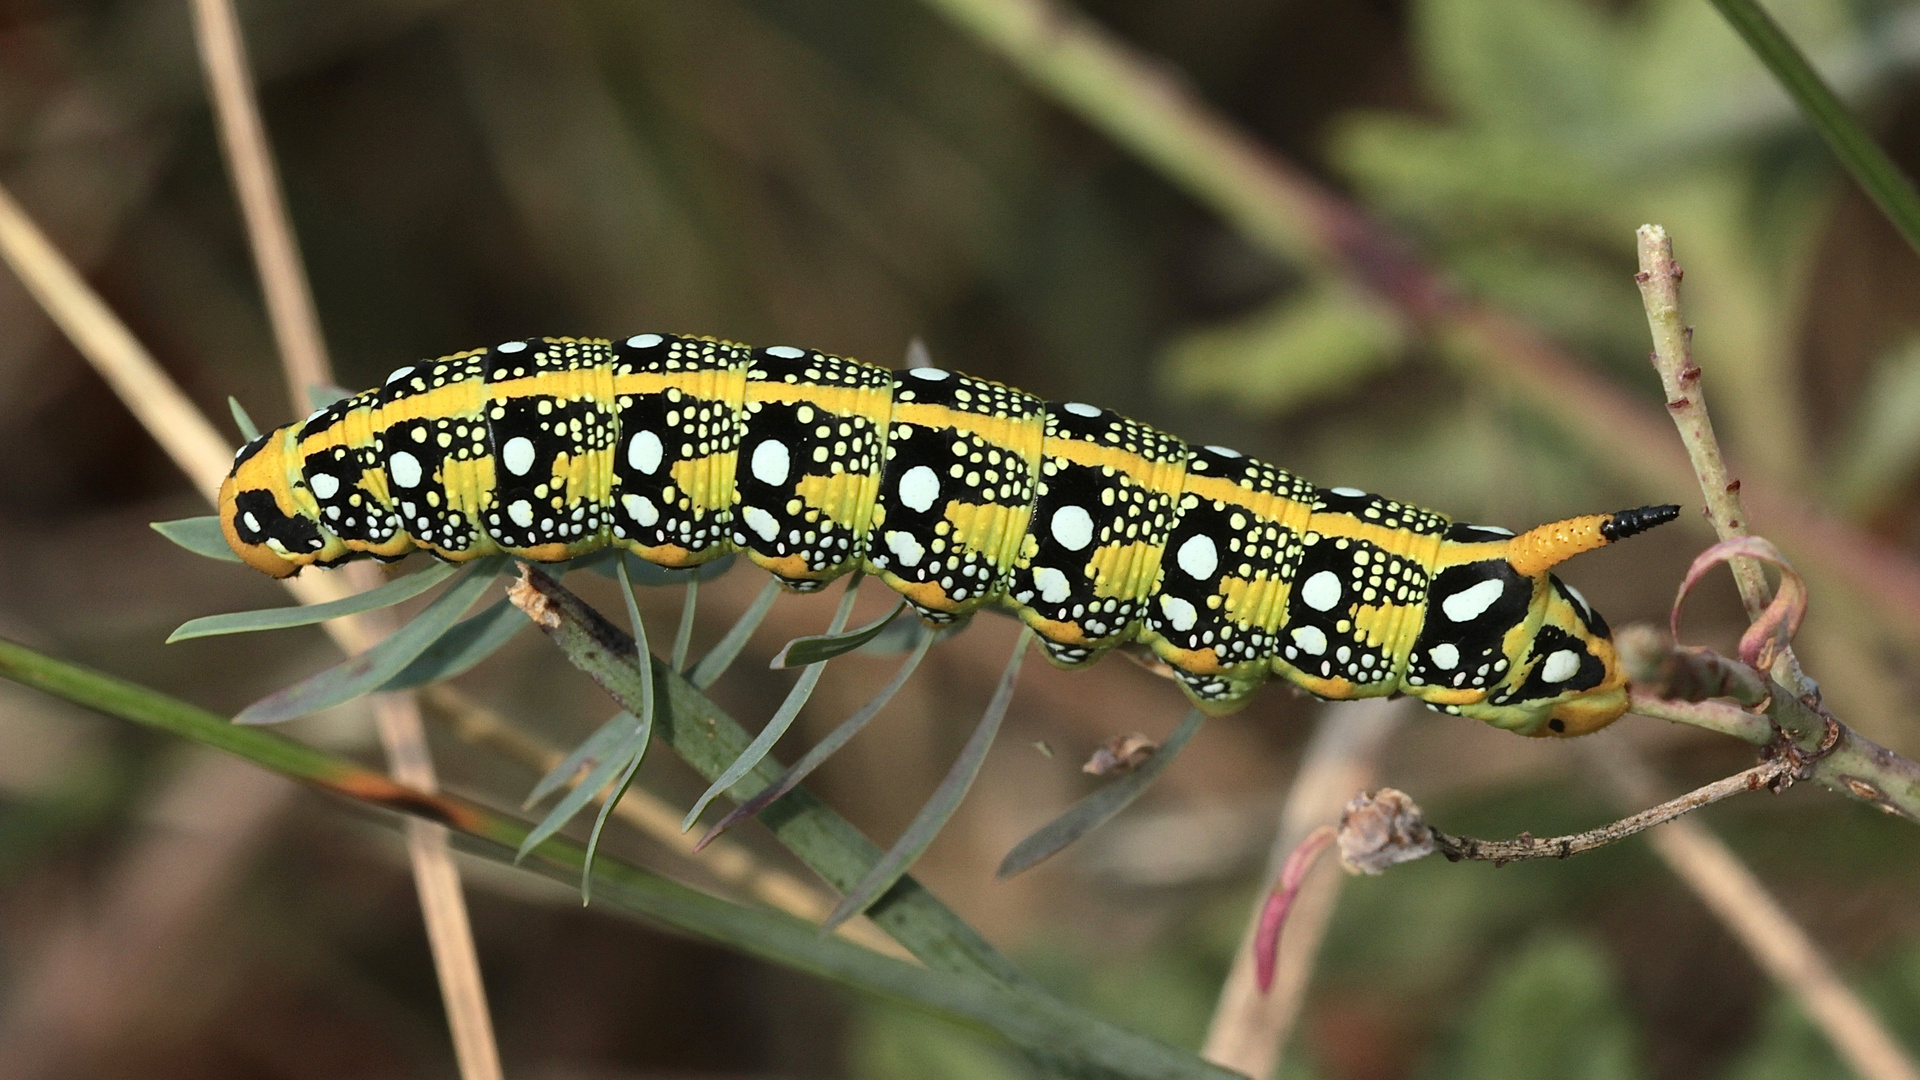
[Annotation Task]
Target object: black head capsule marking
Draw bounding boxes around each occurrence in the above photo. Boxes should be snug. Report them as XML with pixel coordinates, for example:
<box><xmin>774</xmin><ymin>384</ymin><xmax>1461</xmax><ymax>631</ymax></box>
<box><xmin>1599</xmin><ymin>504</ymin><xmax>1680</xmax><ymax>543</ymax></box>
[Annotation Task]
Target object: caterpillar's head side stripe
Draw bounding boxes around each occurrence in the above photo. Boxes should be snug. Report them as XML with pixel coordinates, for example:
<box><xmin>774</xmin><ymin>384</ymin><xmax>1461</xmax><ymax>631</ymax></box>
<box><xmin>218</xmin><ymin>424</ymin><xmax>325</xmax><ymax>578</ymax></box>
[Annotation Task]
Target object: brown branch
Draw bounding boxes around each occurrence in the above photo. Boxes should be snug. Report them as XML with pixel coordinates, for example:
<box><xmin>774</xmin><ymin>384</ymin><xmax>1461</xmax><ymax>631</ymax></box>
<box><xmin>1427</xmin><ymin>758</ymin><xmax>1791</xmax><ymax>865</ymax></box>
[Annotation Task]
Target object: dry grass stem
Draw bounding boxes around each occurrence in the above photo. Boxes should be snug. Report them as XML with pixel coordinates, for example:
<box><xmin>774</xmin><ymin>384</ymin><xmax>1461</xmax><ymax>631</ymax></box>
<box><xmin>1588</xmin><ymin>739</ymin><xmax>1920</xmax><ymax>1080</ymax></box>
<box><xmin>1202</xmin><ymin>699</ymin><xmax>1407</xmax><ymax>1077</ymax></box>
<box><xmin>0</xmin><ymin>182</ymin><xmax>233</xmax><ymax>504</ymax></box>
<box><xmin>420</xmin><ymin>685</ymin><xmax>912</xmax><ymax>959</ymax></box>
<box><xmin>189</xmin><ymin>0</ymin><xmax>331</xmax><ymax>411</ymax></box>
<box><xmin>186</xmin><ymin>4</ymin><xmax>501</xmax><ymax>1073</ymax></box>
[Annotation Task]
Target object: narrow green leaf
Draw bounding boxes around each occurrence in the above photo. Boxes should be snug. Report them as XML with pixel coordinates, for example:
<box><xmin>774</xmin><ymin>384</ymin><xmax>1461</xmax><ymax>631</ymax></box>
<box><xmin>508</xmin><ymin>566</ymin><xmax>1034</xmax><ymax>987</ymax></box>
<box><xmin>524</xmin><ymin>710</ymin><xmax>641</xmax><ymax>809</ymax></box>
<box><xmin>997</xmin><ymin>707</ymin><xmax>1206</xmax><ymax>878</ymax></box>
<box><xmin>581</xmin><ymin>555</ymin><xmax>660</xmax><ymax>898</ymax></box>
<box><xmin>228</xmin><ymin>396</ymin><xmax>261</xmax><ymax>441</ymax></box>
<box><xmin>169</xmin><ymin>562</ymin><xmax>460</xmax><ymax>642</ymax></box>
<box><xmin>516</xmin><ymin>718</ymin><xmax>645</xmax><ymax>861</ymax></box>
<box><xmin>0</xmin><ymin>634</ymin><xmax>1245</xmax><ymax>1080</ymax></box>
<box><xmin>1708</xmin><ymin>0</ymin><xmax>1920</xmax><ymax>259</ymax></box>
<box><xmin>689</xmin><ymin>577</ymin><xmax>781</xmax><ymax>687</ymax></box>
<box><xmin>701</xmin><ymin>629</ymin><xmax>934</xmax><ymax>850</ymax></box>
<box><xmin>151</xmin><ymin>517</ymin><xmax>242</xmax><ymax>563</ymax></box>
<box><xmin>772</xmin><ymin>599</ymin><xmax>908</xmax><ymax>668</ymax></box>
<box><xmin>233</xmin><ymin>556</ymin><xmax>506</xmax><ymax>724</ymax></box>
<box><xmin>670</xmin><ymin>576</ymin><xmax>699</xmax><ymax>672</ymax></box>
<box><xmin>683</xmin><ymin>578</ymin><xmax>863</xmax><ymax>830</ymax></box>
<box><xmin>826</xmin><ymin>629</ymin><xmax>1031</xmax><ymax>930</ymax></box>
<box><xmin>378</xmin><ymin>596</ymin><xmax>525</xmax><ymax>691</ymax></box>
<box><xmin>307</xmin><ymin>384</ymin><xmax>353</xmax><ymax>411</ymax></box>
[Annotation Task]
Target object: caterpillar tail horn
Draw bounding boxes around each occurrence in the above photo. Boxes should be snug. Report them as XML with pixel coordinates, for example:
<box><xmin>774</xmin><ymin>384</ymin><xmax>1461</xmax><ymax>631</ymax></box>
<box><xmin>1506</xmin><ymin>505</ymin><xmax>1681</xmax><ymax>576</ymax></box>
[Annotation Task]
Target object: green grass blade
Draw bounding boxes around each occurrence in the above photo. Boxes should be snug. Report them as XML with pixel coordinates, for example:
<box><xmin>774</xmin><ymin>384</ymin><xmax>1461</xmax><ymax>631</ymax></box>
<box><xmin>671</xmin><ymin>576</ymin><xmax>699</xmax><ymax>672</ymax></box>
<box><xmin>151</xmin><ymin>517</ymin><xmax>242</xmax><ymax>563</ymax></box>
<box><xmin>682</xmin><ymin>578</ymin><xmax>863</xmax><ymax>830</ymax></box>
<box><xmin>688</xmin><ymin>577</ymin><xmax>781</xmax><ymax>686</ymax></box>
<box><xmin>233</xmin><ymin>556</ymin><xmax>505</xmax><ymax>724</ymax></box>
<box><xmin>771</xmin><ymin>599</ymin><xmax>907</xmax><ymax>668</ymax></box>
<box><xmin>377</xmin><ymin>596</ymin><xmax>525</xmax><ymax>691</ymax></box>
<box><xmin>0</xmin><ymin>636</ymin><xmax>1244</xmax><ymax>1080</ymax></box>
<box><xmin>699</xmin><ymin>629</ymin><xmax>933</xmax><ymax>850</ymax></box>
<box><xmin>523</xmin><ymin>710</ymin><xmax>638</xmax><ymax>809</ymax></box>
<box><xmin>824</xmin><ymin>629</ymin><xmax>1030</xmax><ymax>930</ymax></box>
<box><xmin>228</xmin><ymin>396</ymin><xmax>261</xmax><ymax>441</ymax></box>
<box><xmin>509</xmin><ymin>566</ymin><xmax>1031</xmax><ymax>986</ymax></box>
<box><xmin>516</xmin><ymin>718</ymin><xmax>645</xmax><ymax>861</ymax></box>
<box><xmin>1708</xmin><ymin>0</ymin><xmax>1920</xmax><ymax>258</ymax></box>
<box><xmin>168</xmin><ymin>561</ymin><xmax>460</xmax><ymax>642</ymax></box>
<box><xmin>997</xmin><ymin>707</ymin><xmax>1206</xmax><ymax>878</ymax></box>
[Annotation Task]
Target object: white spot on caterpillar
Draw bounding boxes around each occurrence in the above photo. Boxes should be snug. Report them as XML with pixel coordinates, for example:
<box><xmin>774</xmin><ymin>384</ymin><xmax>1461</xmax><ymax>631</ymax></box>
<box><xmin>1291</xmin><ymin>625</ymin><xmax>1327</xmax><ymax>655</ymax></box>
<box><xmin>508</xmin><ymin>500</ymin><xmax>534</xmax><ymax>528</ymax></box>
<box><xmin>765</xmin><ymin>345</ymin><xmax>806</xmax><ymax>359</ymax></box>
<box><xmin>1050</xmin><ymin>505</ymin><xmax>1094</xmax><ymax>551</ymax></box>
<box><xmin>1542</xmin><ymin>649</ymin><xmax>1582</xmax><ymax>683</ymax></box>
<box><xmin>751</xmin><ymin>440</ymin><xmax>790</xmax><ymax>486</ymax></box>
<box><xmin>742</xmin><ymin>506</ymin><xmax>780</xmax><ymax>542</ymax></box>
<box><xmin>242</xmin><ymin>512</ymin><xmax>260</xmax><ymax>532</ymax></box>
<box><xmin>1429</xmin><ymin>642</ymin><xmax>1460</xmax><ymax>670</ymax></box>
<box><xmin>1302</xmin><ymin>570</ymin><xmax>1342</xmax><ymax>612</ymax></box>
<box><xmin>309</xmin><ymin>473</ymin><xmax>339</xmax><ymax>499</ymax></box>
<box><xmin>885</xmin><ymin>530</ymin><xmax>925</xmax><ymax>567</ymax></box>
<box><xmin>626</xmin><ymin>334</ymin><xmax>663</xmax><ymax>349</ymax></box>
<box><xmin>1062</xmin><ymin>402</ymin><xmax>1101</xmax><ymax>418</ymax></box>
<box><xmin>389</xmin><ymin>451</ymin><xmax>423</xmax><ymax>488</ymax></box>
<box><xmin>1330</xmin><ymin>487</ymin><xmax>1366</xmax><ymax>497</ymax></box>
<box><xmin>1204</xmin><ymin>445</ymin><xmax>1242</xmax><ymax>458</ymax></box>
<box><xmin>1033</xmin><ymin>566</ymin><xmax>1071</xmax><ymax>604</ymax></box>
<box><xmin>1159</xmin><ymin>593</ymin><xmax>1197</xmax><ymax>632</ymax></box>
<box><xmin>385</xmin><ymin>366</ymin><xmax>414</xmax><ymax>384</ymax></box>
<box><xmin>908</xmin><ymin>368</ymin><xmax>950</xmax><ymax>381</ymax></box>
<box><xmin>1176</xmin><ymin>534</ymin><xmax>1218</xmax><ymax>579</ymax></box>
<box><xmin>899</xmin><ymin>466</ymin><xmax>940</xmax><ymax>512</ymax></box>
<box><xmin>622</xmin><ymin>493</ymin><xmax>659</xmax><ymax>526</ymax></box>
<box><xmin>1442</xmin><ymin>578</ymin><xmax>1505</xmax><ymax>622</ymax></box>
<box><xmin>628</xmin><ymin>431</ymin><xmax>663</xmax><ymax>473</ymax></box>
<box><xmin>497</xmin><ymin>340</ymin><xmax>527</xmax><ymax>353</ymax></box>
<box><xmin>502</xmin><ymin>436</ymin><xmax>536</xmax><ymax>476</ymax></box>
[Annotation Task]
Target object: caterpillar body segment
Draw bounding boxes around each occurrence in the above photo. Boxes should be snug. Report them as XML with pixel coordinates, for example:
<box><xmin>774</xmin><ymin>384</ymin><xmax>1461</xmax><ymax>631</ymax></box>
<box><xmin>218</xmin><ymin>334</ymin><xmax>1677</xmax><ymax>737</ymax></box>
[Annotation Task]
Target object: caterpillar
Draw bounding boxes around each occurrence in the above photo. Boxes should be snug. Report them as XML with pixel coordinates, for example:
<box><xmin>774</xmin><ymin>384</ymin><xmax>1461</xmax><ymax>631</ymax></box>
<box><xmin>218</xmin><ymin>334</ymin><xmax>1676</xmax><ymax>737</ymax></box>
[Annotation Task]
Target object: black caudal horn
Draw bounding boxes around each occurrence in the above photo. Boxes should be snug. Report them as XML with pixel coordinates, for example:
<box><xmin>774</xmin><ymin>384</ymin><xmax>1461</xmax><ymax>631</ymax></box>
<box><xmin>1599</xmin><ymin>504</ymin><xmax>1682</xmax><ymax>543</ymax></box>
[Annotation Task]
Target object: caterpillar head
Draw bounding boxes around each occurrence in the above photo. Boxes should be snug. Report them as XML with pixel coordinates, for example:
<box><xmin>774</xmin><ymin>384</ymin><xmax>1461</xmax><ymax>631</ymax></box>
<box><xmin>1413</xmin><ymin>506</ymin><xmax>1677</xmax><ymax>737</ymax></box>
<box><xmin>218</xmin><ymin>427</ymin><xmax>327</xmax><ymax>578</ymax></box>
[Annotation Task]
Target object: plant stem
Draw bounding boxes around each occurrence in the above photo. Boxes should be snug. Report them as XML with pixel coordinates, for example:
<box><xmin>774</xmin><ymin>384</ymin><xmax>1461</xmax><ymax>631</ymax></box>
<box><xmin>0</xmin><ymin>634</ymin><xmax>1240</xmax><ymax>1080</ymax></box>
<box><xmin>1429</xmin><ymin>758</ymin><xmax>1791</xmax><ymax>864</ymax></box>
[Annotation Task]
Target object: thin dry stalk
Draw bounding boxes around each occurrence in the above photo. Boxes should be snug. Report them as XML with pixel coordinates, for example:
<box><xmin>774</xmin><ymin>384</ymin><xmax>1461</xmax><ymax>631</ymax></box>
<box><xmin>186</xmin><ymin>6</ymin><xmax>501</xmax><ymax>1076</ymax></box>
<box><xmin>0</xmin><ymin>183</ymin><xmax>233</xmax><ymax>504</ymax></box>
<box><xmin>419</xmin><ymin>684</ymin><xmax>913</xmax><ymax>960</ymax></box>
<box><xmin>1202</xmin><ymin>699</ymin><xmax>1407</xmax><ymax>1077</ymax></box>
<box><xmin>1589</xmin><ymin>739</ymin><xmax>1920</xmax><ymax>1080</ymax></box>
<box><xmin>1428</xmin><ymin>755</ymin><xmax>1790</xmax><ymax>863</ymax></box>
<box><xmin>188</xmin><ymin>0</ymin><xmax>331</xmax><ymax>409</ymax></box>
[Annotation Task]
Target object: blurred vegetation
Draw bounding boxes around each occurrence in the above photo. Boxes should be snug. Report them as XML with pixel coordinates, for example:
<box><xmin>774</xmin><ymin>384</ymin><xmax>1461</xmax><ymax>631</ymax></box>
<box><xmin>4</xmin><ymin>0</ymin><xmax>1920</xmax><ymax>1077</ymax></box>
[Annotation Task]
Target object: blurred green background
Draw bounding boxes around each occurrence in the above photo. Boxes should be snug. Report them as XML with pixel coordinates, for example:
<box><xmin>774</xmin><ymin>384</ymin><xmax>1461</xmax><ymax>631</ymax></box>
<box><xmin>4</xmin><ymin>0</ymin><xmax>1920</xmax><ymax>1077</ymax></box>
